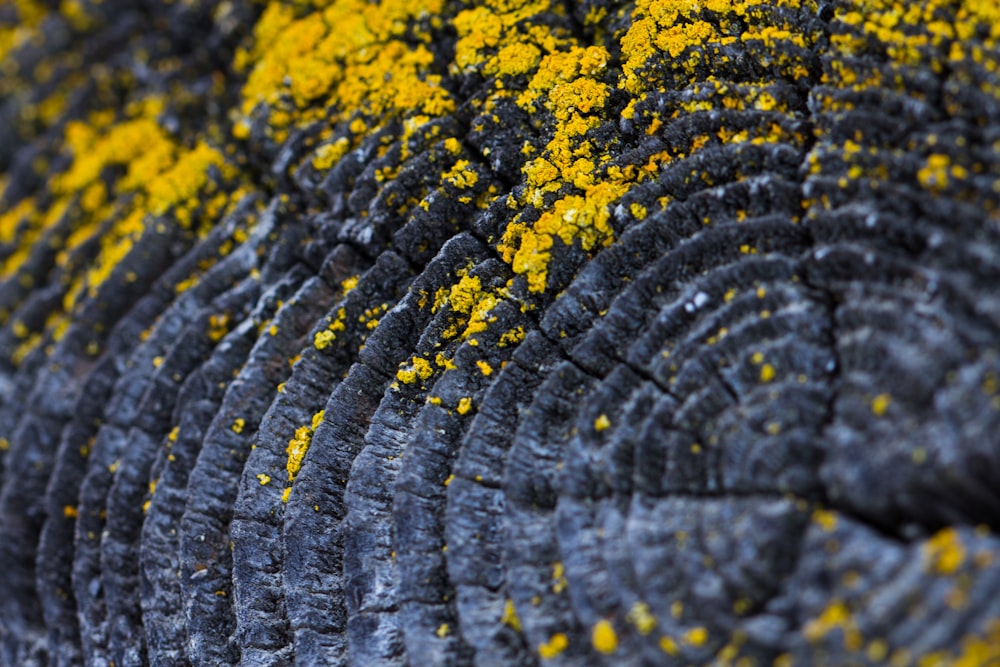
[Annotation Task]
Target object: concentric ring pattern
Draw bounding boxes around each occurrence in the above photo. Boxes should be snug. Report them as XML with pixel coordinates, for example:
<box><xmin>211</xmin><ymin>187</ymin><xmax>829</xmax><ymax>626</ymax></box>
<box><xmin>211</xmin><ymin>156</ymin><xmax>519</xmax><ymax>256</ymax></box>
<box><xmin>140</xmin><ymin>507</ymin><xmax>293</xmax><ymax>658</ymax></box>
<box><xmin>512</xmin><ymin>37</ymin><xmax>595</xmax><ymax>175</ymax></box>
<box><xmin>2</xmin><ymin>0</ymin><xmax>1000</xmax><ymax>665</ymax></box>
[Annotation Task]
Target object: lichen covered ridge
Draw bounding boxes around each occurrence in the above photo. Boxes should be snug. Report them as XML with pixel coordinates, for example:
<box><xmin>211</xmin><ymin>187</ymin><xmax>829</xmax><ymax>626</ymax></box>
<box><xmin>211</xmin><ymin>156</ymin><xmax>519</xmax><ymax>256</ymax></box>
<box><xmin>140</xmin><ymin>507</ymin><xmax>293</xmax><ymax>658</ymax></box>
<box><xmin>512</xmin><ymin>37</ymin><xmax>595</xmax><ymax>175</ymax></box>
<box><xmin>2</xmin><ymin>0</ymin><xmax>1000</xmax><ymax>665</ymax></box>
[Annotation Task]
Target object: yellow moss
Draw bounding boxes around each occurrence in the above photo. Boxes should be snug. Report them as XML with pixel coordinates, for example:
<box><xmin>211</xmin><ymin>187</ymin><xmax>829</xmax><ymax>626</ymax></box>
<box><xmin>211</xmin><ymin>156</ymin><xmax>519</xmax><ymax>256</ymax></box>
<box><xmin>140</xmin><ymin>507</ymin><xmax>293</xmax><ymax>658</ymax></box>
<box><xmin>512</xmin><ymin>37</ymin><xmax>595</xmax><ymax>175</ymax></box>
<box><xmin>457</xmin><ymin>397</ymin><xmax>473</xmax><ymax>415</ymax></box>
<box><xmin>232</xmin><ymin>418</ymin><xmax>245</xmax><ymax>434</ymax></box>
<box><xmin>476</xmin><ymin>360</ymin><xmax>493</xmax><ymax>376</ymax></box>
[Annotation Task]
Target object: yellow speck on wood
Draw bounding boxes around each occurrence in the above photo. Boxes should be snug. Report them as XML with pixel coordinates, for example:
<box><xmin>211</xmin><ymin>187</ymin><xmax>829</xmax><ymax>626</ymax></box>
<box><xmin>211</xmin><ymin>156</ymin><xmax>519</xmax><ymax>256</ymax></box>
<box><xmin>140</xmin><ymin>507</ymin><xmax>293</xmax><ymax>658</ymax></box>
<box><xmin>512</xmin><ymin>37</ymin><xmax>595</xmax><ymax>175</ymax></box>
<box><xmin>436</xmin><ymin>623</ymin><xmax>450</xmax><ymax>638</ymax></box>
<box><xmin>63</xmin><ymin>505</ymin><xmax>78</xmax><ymax>518</ymax></box>
<box><xmin>594</xmin><ymin>414</ymin><xmax>611</xmax><ymax>432</ymax></box>
<box><xmin>397</xmin><ymin>356</ymin><xmax>434</xmax><ymax>384</ymax></box>
<box><xmin>812</xmin><ymin>509</ymin><xmax>838</xmax><ymax>532</ymax></box>
<box><xmin>538</xmin><ymin>633</ymin><xmax>568</xmax><ymax>659</ymax></box>
<box><xmin>683</xmin><ymin>626</ymin><xmax>708</xmax><ymax>647</ymax></box>
<box><xmin>283</xmin><ymin>410</ymin><xmax>324</xmax><ymax>501</ymax></box>
<box><xmin>626</xmin><ymin>601</ymin><xmax>657</xmax><ymax>635</ymax></box>
<box><xmin>502</xmin><ymin>598</ymin><xmax>522</xmax><ymax>631</ymax></box>
<box><xmin>871</xmin><ymin>393</ymin><xmax>892</xmax><ymax>416</ymax></box>
<box><xmin>314</xmin><ymin>329</ymin><xmax>337</xmax><ymax>350</ymax></box>
<box><xmin>457</xmin><ymin>397</ymin><xmax>473</xmax><ymax>415</ymax></box>
<box><xmin>659</xmin><ymin>636</ymin><xmax>679</xmax><ymax>655</ymax></box>
<box><xmin>232</xmin><ymin>418</ymin><xmax>245</xmax><ymax>434</ymax></box>
<box><xmin>803</xmin><ymin>599</ymin><xmax>852</xmax><ymax>643</ymax></box>
<box><xmin>760</xmin><ymin>363</ymin><xmax>776</xmax><ymax>382</ymax></box>
<box><xmin>256</xmin><ymin>473</ymin><xmax>271</xmax><ymax>485</ymax></box>
<box><xmin>592</xmin><ymin>619</ymin><xmax>618</xmax><ymax>654</ymax></box>
<box><xmin>924</xmin><ymin>527</ymin><xmax>966</xmax><ymax>575</ymax></box>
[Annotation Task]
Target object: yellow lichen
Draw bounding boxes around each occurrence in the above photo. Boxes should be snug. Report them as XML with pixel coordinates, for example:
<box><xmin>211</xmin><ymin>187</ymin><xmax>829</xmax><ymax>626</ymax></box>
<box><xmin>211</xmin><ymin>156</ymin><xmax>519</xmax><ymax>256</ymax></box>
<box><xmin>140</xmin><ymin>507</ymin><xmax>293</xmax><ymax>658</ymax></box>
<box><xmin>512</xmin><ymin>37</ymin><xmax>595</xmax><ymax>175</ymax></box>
<box><xmin>501</xmin><ymin>598</ymin><xmax>522</xmax><ymax>631</ymax></box>
<box><xmin>397</xmin><ymin>356</ymin><xmax>434</xmax><ymax>384</ymax></box>
<box><xmin>924</xmin><ymin>527</ymin><xmax>966</xmax><ymax>575</ymax></box>
<box><xmin>760</xmin><ymin>363</ymin><xmax>776</xmax><ymax>382</ymax></box>
<box><xmin>626</xmin><ymin>602</ymin><xmax>658</xmax><ymax>635</ymax></box>
<box><xmin>803</xmin><ymin>599</ymin><xmax>861</xmax><ymax>650</ymax></box>
<box><xmin>314</xmin><ymin>330</ymin><xmax>337</xmax><ymax>350</ymax></box>
<box><xmin>871</xmin><ymin>393</ymin><xmax>892</xmax><ymax>416</ymax></box>
<box><xmin>683</xmin><ymin>626</ymin><xmax>708</xmax><ymax>647</ymax></box>
<box><xmin>285</xmin><ymin>410</ymin><xmax>325</xmax><ymax>494</ymax></box>
<box><xmin>659</xmin><ymin>636</ymin><xmax>679</xmax><ymax>655</ymax></box>
<box><xmin>538</xmin><ymin>633</ymin><xmax>568</xmax><ymax>659</ymax></box>
<box><xmin>592</xmin><ymin>619</ymin><xmax>618</xmax><ymax>654</ymax></box>
<box><xmin>812</xmin><ymin>509</ymin><xmax>838</xmax><ymax>532</ymax></box>
<box><xmin>312</xmin><ymin>137</ymin><xmax>351</xmax><ymax>170</ymax></box>
<box><xmin>443</xmin><ymin>160</ymin><xmax>479</xmax><ymax>189</ymax></box>
<box><xmin>237</xmin><ymin>0</ymin><xmax>454</xmax><ymax>142</ymax></box>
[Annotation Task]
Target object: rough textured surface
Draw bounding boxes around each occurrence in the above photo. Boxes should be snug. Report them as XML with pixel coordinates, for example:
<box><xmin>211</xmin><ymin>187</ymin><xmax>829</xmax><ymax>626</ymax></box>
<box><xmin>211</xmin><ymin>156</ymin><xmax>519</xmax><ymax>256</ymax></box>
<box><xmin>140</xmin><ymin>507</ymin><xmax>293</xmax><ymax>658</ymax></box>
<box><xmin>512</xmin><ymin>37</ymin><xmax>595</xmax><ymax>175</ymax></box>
<box><xmin>2</xmin><ymin>0</ymin><xmax>1000</xmax><ymax>665</ymax></box>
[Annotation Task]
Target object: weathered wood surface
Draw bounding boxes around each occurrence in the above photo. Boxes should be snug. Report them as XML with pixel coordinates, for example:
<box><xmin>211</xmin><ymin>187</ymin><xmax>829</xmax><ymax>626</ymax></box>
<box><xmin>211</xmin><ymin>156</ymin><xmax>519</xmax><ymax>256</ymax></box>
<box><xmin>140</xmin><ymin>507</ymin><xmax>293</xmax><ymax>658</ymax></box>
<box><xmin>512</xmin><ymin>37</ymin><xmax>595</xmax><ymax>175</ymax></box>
<box><xmin>1</xmin><ymin>0</ymin><xmax>1000</xmax><ymax>664</ymax></box>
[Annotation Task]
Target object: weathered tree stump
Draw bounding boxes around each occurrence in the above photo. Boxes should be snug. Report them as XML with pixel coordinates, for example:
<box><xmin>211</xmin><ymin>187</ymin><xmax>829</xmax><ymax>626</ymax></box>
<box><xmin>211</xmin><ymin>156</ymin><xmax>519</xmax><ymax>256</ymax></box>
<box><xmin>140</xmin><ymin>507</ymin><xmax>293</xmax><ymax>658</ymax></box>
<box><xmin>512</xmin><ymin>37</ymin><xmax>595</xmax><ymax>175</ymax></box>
<box><xmin>2</xmin><ymin>0</ymin><xmax>1000</xmax><ymax>665</ymax></box>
